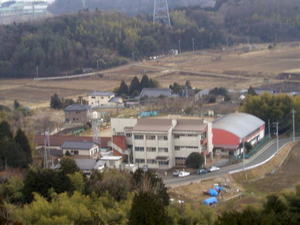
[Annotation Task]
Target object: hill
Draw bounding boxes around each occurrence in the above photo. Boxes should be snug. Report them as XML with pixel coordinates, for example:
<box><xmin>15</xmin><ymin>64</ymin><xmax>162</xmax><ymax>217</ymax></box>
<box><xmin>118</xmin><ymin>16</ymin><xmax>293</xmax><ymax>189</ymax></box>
<box><xmin>0</xmin><ymin>0</ymin><xmax>300</xmax><ymax>78</ymax></box>
<box><xmin>48</xmin><ymin>0</ymin><xmax>215</xmax><ymax>16</ymax></box>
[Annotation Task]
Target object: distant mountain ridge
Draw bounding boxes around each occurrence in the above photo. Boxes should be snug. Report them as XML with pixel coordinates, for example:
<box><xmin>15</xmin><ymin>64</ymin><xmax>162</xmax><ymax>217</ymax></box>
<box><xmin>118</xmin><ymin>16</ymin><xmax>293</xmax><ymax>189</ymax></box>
<box><xmin>48</xmin><ymin>0</ymin><xmax>215</xmax><ymax>15</ymax></box>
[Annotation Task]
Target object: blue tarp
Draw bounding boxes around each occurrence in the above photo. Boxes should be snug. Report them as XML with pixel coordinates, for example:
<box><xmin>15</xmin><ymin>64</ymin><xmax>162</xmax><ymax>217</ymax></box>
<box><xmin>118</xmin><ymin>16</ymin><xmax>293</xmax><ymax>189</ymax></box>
<box><xmin>214</xmin><ymin>186</ymin><xmax>225</xmax><ymax>192</ymax></box>
<box><xmin>140</xmin><ymin>111</ymin><xmax>158</xmax><ymax>117</ymax></box>
<box><xmin>209</xmin><ymin>188</ymin><xmax>218</xmax><ymax>196</ymax></box>
<box><xmin>203</xmin><ymin>197</ymin><xmax>218</xmax><ymax>205</ymax></box>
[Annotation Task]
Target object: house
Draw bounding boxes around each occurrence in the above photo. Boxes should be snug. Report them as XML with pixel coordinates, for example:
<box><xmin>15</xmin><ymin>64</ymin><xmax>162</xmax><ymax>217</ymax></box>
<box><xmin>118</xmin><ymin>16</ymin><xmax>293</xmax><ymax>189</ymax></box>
<box><xmin>88</xmin><ymin>91</ymin><xmax>115</xmax><ymax>106</ymax></box>
<box><xmin>61</xmin><ymin>141</ymin><xmax>100</xmax><ymax>158</ymax></box>
<box><xmin>195</xmin><ymin>89</ymin><xmax>210</xmax><ymax>100</ymax></box>
<box><xmin>137</xmin><ymin>88</ymin><xmax>173</xmax><ymax>99</ymax></box>
<box><xmin>212</xmin><ymin>112</ymin><xmax>265</xmax><ymax>157</ymax></box>
<box><xmin>74</xmin><ymin>158</ymin><xmax>105</xmax><ymax>175</ymax></box>
<box><xmin>111</xmin><ymin>117</ymin><xmax>213</xmax><ymax>169</ymax></box>
<box><xmin>64</xmin><ymin>104</ymin><xmax>90</xmax><ymax>124</ymax></box>
<box><xmin>100</xmin><ymin>156</ymin><xmax>123</xmax><ymax>169</ymax></box>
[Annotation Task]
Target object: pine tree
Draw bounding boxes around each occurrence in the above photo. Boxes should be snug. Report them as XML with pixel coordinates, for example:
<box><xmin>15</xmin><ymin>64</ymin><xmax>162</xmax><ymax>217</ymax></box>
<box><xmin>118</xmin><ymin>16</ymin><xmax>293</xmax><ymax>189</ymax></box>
<box><xmin>50</xmin><ymin>93</ymin><xmax>63</xmax><ymax>109</ymax></box>
<box><xmin>14</xmin><ymin>129</ymin><xmax>32</xmax><ymax>165</ymax></box>
<box><xmin>140</xmin><ymin>74</ymin><xmax>149</xmax><ymax>89</ymax></box>
<box><xmin>117</xmin><ymin>80</ymin><xmax>129</xmax><ymax>96</ymax></box>
<box><xmin>0</xmin><ymin>121</ymin><xmax>13</xmax><ymax>141</ymax></box>
<box><xmin>129</xmin><ymin>76</ymin><xmax>141</xmax><ymax>95</ymax></box>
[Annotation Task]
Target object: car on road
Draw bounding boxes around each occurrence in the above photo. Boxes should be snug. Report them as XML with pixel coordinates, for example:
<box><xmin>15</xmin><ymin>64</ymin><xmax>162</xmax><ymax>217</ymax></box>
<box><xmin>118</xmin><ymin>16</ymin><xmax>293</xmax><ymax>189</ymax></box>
<box><xmin>196</xmin><ymin>168</ymin><xmax>208</xmax><ymax>175</ymax></box>
<box><xmin>173</xmin><ymin>170</ymin><xmax>181</xmax><ymax>176</ymax></box>
<box><xmin>178</xmin><ymin>171</ymin><xmax>190</xmax><ymax>177</ymax></box>
<box><xmin>208</xmin><ymin>166</ymin><xmax>220</xmax><ymax>172</ymax></box>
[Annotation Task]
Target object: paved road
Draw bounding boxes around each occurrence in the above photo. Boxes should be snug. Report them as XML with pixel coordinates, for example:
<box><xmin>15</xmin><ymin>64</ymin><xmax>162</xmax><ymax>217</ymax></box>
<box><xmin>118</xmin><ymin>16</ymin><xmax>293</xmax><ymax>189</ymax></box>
<box><xmin>164</xmin><ymin>137</ymin><xmax>297</xmax><ymax>187</ymax></box>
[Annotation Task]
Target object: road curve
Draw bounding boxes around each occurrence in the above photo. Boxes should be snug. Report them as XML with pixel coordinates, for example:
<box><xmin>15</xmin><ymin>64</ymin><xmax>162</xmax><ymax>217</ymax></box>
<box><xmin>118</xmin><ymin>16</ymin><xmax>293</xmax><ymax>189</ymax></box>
<box><xmin>164</xmin><ymin>137</ymin><xmax>297</xmax><ymax>187</ymax></box>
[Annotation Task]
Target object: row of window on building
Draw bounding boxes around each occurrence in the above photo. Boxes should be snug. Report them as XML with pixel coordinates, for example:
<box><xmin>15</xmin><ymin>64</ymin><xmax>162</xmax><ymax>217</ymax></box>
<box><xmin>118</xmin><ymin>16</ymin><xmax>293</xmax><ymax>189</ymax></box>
<box><xmin>135</xmin><ymin>157</ymin><xmax>187</xmax><ymax>166</ymax></box>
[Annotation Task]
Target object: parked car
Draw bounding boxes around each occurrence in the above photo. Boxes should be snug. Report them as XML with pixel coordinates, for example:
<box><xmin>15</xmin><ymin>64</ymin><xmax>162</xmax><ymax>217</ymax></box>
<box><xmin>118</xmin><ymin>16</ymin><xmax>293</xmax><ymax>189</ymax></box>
<box><xmin>208</xmin><ymin>166</ymin><xmax>220</xmax><ymax>172</ymax></box>
<box><xmin>196</xmin><ymin>168</ymin><xmax>208</xmax><ymax>175</ymax></box>
<box><xmin>178</xmin><ymin>171</ymin><xmax>190</xmax><ymax>177</ymax></box>
<box><xmin>173</xmin><ymin>170</ymin><xmax>181</xmax><ymax>176</ymax></box>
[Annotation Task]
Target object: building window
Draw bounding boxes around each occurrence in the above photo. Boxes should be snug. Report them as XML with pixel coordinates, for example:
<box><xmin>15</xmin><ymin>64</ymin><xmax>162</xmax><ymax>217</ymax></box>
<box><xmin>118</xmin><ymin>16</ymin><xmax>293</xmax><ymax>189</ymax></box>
<box><xmin>135</xmin><ymin>147</ymin><xmax>144</xmax><ymax>152</ymax></box>
<box><xmin>116</xmin><ymin>132</ymin><xmax>124</xmax><ymax>135</ymax></box>
<box><xmin>146</xmin><ymin>147</ymin><xmax>156</xmax><ymax>152</ymax></box>
<box><xmin>187</xmin><ymin>134</ymin><xmax>197</xmax><ymax>137</ymax></box>
<box><xmin>158</xmin><ymin>148</ymin><xmax>168</xmax><ymax>153</ymax></box>
<box><xmin>127</xmin><ymin>145</ymin><xmax>132</xmax><ymax>149</ymax></box>
<box><xmin>175</xmin><ymin>146</ymin><xmax>180</xmax><ymax>150</ymax></box>
<box><xmin>175</xmin><ymin>157</ymin><xmax>186</xmax><ymax>166</ymax></box>
<box><xmin>146</xmin><ymin>135</ymin><xmax>155</xmax><ymax>140</ymax></box>
<box><xmin>126</xmin><ymin>133</ymin><xmax>132</xmax><ymax>137</ymax></box>
<box><xmin>174</xmin><ymin>134</ymin><xmax>180</xmax><ymax>139</ymax></box>
<box><xmin>158</xmin><ymin>161</ymin><xmax>169</xmax><ymax>166</ymax></box>
<box><xmin>147</xmin><ymin>159</ymin><xmax>156</xmax><ymax>164</ymax></box>
<box><xmin>109</xmin><ymin>161</ymin><xmax>115</xmax><ymax>167</ymax></box>
<box><xmin>135</xmin><ymin>158</ymin><xmax>145</xmax><ymax>164</ymax></box>
<box><xmin>134</xmin><ymin>135</ymin><xmax>144</xmax><ymax>140</ymax></box>
<box><xmin>91</xmin><ymin>97</ymin><xmax>95</xmax><ymax>99</ymax></box>
<box><xmin>74</xmin><ymin>151</ymin><xmax>79</xmax><ymax>155</ymax></box>
<box><xmin>76</xmin><ymin>111</ymin><xmax>80</xmax><ymax>114</ymax></box>
<box><xmin>158</xmin><ymin>136</ymin><xmax>168</xmax><ymax>141</ymax></box>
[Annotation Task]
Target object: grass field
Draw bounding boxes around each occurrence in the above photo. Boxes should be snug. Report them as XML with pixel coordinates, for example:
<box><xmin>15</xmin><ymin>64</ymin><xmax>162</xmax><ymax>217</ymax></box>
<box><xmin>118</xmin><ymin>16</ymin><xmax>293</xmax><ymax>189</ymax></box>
<box><xmin>1</xmin><ymin>42</ymin><xmax>300</xmax><ymax>108</ymax></box>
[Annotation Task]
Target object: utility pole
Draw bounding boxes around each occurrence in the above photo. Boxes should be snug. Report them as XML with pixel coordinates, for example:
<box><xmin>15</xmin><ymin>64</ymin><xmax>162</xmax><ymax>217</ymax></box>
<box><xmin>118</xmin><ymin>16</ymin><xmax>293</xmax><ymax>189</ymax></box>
<box><xmin>179</xmin><ymin>39</ymin><xmax>181</xmax><ymax>54</ymax></box>
<box><xmin>273</xmin><ymin>121</ymin><xmax>279</xmax><ymax>150</ymax></box>
<box><xmin>242</xmin><ymin>136</ymin><xmax>245</xmax><ymax>171</ymax></box>
<box><xmin>192</xmin><ymin>37</ymin><xmax>195</xmax><ymax>52</ymax></box>
<box><xmin>36</xmin><ymin>66</ymin><xmax>39</xmax><ymax>78</ymax></box>
<box><xmin>292</xmin><ymin>108</ymin><xmax>296</xmax><ymax>142</ymax></box>
<box><xmin>97</xmin><ymin>60</ymin><xmax>99</xmax><ymax>69</ymax></box>
<box><xmin>226</xmin><ymin>36</ymin><xmax>229</xmax><ymax>49</ymax></box>
<box><xmin>132</xmin><ymin>52</ymin><xmax>135</xmax><ymax>62</ymax></box>
<box><xmin>268</xmin><ymin>119</ymin><xmax>271</xmax><ymax>138</ymax></box>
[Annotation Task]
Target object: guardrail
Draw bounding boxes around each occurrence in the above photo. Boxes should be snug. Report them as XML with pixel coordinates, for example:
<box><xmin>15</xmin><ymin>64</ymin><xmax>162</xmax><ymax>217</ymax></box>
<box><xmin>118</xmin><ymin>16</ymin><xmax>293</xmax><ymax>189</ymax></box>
<box><xmin>229</xmin><ymin>142</ymin><xmax>289</xmax><ymax>174</ymax></box>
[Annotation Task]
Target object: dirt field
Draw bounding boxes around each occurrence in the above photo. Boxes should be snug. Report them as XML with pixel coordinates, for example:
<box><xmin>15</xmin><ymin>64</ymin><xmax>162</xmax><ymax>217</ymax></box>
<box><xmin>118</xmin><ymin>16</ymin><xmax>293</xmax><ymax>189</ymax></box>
<box><xmin>1</xmin><ymin>42</ymin><xmax>300</xmax><ymax>108</ymax></box>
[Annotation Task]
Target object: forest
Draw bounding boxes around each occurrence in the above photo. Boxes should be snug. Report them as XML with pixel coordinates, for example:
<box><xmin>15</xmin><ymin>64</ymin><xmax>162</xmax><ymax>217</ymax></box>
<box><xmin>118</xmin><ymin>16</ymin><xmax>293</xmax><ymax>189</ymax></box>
<box><xmin>0</xmin><ymin>0</ymin><xmax>299</xmax><ymax>78</ymax></box>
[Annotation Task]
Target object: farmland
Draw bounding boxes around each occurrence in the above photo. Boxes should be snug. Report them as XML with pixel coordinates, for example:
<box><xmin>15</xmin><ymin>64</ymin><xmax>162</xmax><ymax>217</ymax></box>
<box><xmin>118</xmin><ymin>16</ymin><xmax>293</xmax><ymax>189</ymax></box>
<box><xmin>1</xmin><ymin>42</ymin><xmax>300</xmax><ymax>108</ymax></box>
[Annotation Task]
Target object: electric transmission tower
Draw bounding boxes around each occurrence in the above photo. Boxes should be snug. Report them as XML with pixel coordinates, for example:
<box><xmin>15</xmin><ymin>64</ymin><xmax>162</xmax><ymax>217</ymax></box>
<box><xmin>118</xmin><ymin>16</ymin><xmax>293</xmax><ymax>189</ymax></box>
<box><xmin>153</xmin><ymin>0</ymin><xmax>171</xmax><ymax>26</ymax></box>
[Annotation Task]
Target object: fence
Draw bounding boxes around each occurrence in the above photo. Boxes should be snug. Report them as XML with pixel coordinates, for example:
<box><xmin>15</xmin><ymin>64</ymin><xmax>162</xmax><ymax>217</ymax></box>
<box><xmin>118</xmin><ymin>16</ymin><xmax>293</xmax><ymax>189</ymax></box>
<box><xmin>245</xmin><ymin>136</ymin><xmax>271</xmax><ymax>159</ymax></box>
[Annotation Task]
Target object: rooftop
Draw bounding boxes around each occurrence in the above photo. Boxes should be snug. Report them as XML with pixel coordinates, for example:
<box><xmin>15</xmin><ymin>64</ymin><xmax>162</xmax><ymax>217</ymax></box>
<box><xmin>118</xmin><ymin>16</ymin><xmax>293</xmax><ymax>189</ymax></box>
<box><xmin>173</xmin><ymin>119</ymin><xmax>207</xmax><ymax>132</ymax></box>
<box><xmin>132</xmin><ymin>119</ymin><xmax>172</xmax><ymax>132</ymax></box>
<box><xmin>88</xmin><ymin>91</ymin><xmax>115</xmax><ymax>97</ymax></box>
<box><xmin>74</xmin><ymin>159</ymin><xmax>105</xmax><ymax>170</ymax></box>
<box><xmin>137</xmin><ymin>88</ymin><xmax>172</xmax><ymax>99</ymax></box>
<box><xmin>35</xmin><ymin>135</ymin><xmax>110</xmax><ymax>148</ymax></box>
<box><xmin>64</xmin><ymin>104</ymin><xmax>90</xmax><ymax>111</ymax></box>
<box><xmin>213</xmin><ymin>112</ymin><xmax>265</xmax><ymax>139</ymax></box>
<box><xmin>100</xmin><ymin>156</ymin><xmax>122</xmax><ymax>160</ymax></box>
<box><xmin>61</xmin><ymin>141</ymin><xmax>95</xmax><ymax>150</ymax></box>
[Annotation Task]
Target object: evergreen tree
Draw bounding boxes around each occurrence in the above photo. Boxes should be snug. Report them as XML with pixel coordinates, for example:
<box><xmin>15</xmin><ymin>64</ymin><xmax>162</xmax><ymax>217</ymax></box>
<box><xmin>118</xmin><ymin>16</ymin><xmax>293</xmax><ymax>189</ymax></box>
<box><xmin>117</xmin><ymin>80</ymin><xmax>129</xmax><ymax>96</ymax></box>
<box><xmin>129</xmin><ymin>76</ymin><xmax>141</xmax><ymax>96</ymax></box>
<box><xmin>248</xmin><ymin>86</ymin><xmax>257</xmax><ymax>96</ymax></box>
<box><xmin>185</xmin><ymin>152</ymin><xmax>204</xmax><ymax>169</ymax></box>
<box><xmin>149</xmin><ymin>78</ymin><xmax>158</xmax><ymax>88</ymax></box>
<box><xmin>170</xmin><ymin>82</ymin><xmax>183</xmax><ymax>94</ymax></box>
<box><xmin>140</xmin><ymin>74</ymin><xmax>149</xmax><ymax>89</ymax></box>
<box><xmin>59</xmin><ymin>157</ymin><xmax>79</xmax><ymax>175</ymax></box>
<box><xmin>13</xmin><ymin>100</ymin><xmax>20</xmax><ymax>110</ymax></box>
<box><xmin>129</xmin><ymin>191</ymin><xmax>172</xmax><ymax>225</ymax></box>
<box><xmin>0</xmin><ymin>121</ymin><xmax>13</xmax><ymax>141</ymax></box>
<box><xmin>14</xmin><ymin>129</ymin><xmax>33</xmax><ymax>165</ymax></box>
<box><xmin>50</xmin><ymin>93</ymin><xmax>63</xmax><ymax>109</ymax></box>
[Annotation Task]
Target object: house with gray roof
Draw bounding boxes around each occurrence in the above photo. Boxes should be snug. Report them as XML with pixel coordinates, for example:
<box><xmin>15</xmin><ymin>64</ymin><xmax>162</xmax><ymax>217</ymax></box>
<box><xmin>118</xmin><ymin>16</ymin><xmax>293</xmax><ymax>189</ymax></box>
<box><xmin>88</xmin><ymin>91</ymin><xmax>115</xmax><ymax>106</ymax></box>
<box><xmin>65</xmin><ymin>104</ymin><xmax>90</xmax><ymax>124</ymax></box>
<box><xmin>212</xmin><ymin>112</ymin><xmax>265</xmax><ymax>156</ymax></box>
<box><xmin>137</xmin><ymin>88</ymin><xmax>173</xmax><ymax>99</ymax></box>
<box><xmin>61</xmin><ymin>141</ymin><xmax>99</xmax><ymax>158</ymax></box>
<box><xmin>74</xmin><ymin>159</ymin><xmax>105</xmax><ymax>175</ymax></box>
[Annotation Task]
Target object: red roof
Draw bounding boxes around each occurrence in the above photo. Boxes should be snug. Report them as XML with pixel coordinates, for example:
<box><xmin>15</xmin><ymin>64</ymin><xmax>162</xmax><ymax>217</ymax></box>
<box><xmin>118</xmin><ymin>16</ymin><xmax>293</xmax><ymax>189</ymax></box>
<box><xmin>35</xmin><ymin>135</ymin><xmax>110</xmax><ymax>148</ymax></box>
<box><xmin>112</xmin><ymin>135</ymin><xmax>127</xmax><ymax>151</ymax></box>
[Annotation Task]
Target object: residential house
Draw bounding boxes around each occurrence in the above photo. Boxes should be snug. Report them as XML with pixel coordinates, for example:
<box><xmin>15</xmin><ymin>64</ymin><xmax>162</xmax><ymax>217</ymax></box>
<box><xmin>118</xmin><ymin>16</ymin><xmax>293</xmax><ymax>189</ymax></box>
<box><xmin>111</xmin><ymin>117</ymin><xmax>213</xmax><ymax>169</ymax></box>
<box><xmin>195</xmin><ymin>89</ymin><xmax>210</xmax><ymax>100</ymax></box>
<box><xmin>74</xmin><ymin>158</ymin><xmax>105</xmax><ymax>175</ymax></box>
<box><xmin>64</xmin><ymin>104</ymin><xmax>90</xmax><ymax>124</ymax></box>
<box><xmin>61</xmin><ymin>141</ymin><xmax>100</xmax><ymax>158</ymax></box>
<box><xmin>137</xmin><ymin>88</ymin><xmax>173</xmax><ymax>99</ymax></box>
<box><xmin>88</xmin><ymin>91</ymin><xmax>115</xmax><ymax>106</ymax></box>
